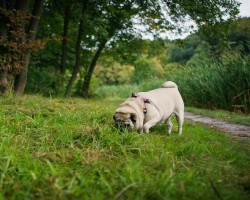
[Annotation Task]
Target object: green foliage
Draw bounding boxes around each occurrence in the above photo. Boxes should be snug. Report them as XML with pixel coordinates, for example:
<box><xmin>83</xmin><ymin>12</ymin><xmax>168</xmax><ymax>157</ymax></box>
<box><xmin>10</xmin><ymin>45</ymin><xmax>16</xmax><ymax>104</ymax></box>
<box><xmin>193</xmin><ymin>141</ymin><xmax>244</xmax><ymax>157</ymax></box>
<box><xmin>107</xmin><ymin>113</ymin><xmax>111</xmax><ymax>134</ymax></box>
<box><xmin>133</xmin><ymin>55</ymin><xmax>164</xmax><ymax>84</ymax></box>
<box><xmin>228</xmin><ymin>17</ymin><xmax>250</xmax><ymax>55</ymax></box>
<box><xmin>31</xmin><ymin>39</ymin><xmax>62</xmax><ymax>71</ymax></box>
<box><xmin>0</xmin><ymin>0</ymin><xmax>243</xmax><ymax>97</ymax></box>
<box><xmin>167</xmin><ymin>35</ymin><xmax>202</xmax><ymax>64</ymax></box>
<box><xmin>26</xmin><ymin>38</ymin><xmax>69</xmax><ymax>96</ymax></box>
<box><xmin>105</xmin><ymin>39</ymin><xmax>151</xmax><ymax>65</ymax></box>
<box><xmin>95</xmin><ymin>58</ymin><xmax>134</xmax><ymax>85</ymax></box>
<box><xmin>96</xmin><ymin>53</ymin><xmax>250</xmax><ymax>114</ymax></box>
<box><xmin>25</xmin><ymin>66</ymin><xmax>64</xmax><ymax>96</ymax></box>
<box><xmin>0</xmin><ymin>8</ymin><xmax>45</xmax><ymax>72</ymax></box>
<box><xmin>186</xmin><ymin>41</ymin><xmax>213</xmax><ymax>66</ymax></box>
<box><xmin>175</xmin><ymin>53</ymin><xmax>250</xmax><ymax>114</ymax></box>
<box><xmin>0</xmin><ymin>95</ymin><xmax>249</xmax><ymax>199</ymax></box>
<box><xmin>185</xmin><ymin>52</ymin><xmax>250</xmax><ymax>112</ymax></box>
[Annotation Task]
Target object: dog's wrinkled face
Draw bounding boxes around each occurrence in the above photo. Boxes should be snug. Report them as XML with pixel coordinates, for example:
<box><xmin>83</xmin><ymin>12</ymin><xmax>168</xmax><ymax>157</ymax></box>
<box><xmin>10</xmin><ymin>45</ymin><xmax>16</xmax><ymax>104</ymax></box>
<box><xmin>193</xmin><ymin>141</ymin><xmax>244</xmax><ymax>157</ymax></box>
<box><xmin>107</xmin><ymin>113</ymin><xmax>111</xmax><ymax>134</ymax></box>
<box><xmin>113</xmin><ymin>112</ymin><xmax>137</xmax><ymax>131</ymax></box>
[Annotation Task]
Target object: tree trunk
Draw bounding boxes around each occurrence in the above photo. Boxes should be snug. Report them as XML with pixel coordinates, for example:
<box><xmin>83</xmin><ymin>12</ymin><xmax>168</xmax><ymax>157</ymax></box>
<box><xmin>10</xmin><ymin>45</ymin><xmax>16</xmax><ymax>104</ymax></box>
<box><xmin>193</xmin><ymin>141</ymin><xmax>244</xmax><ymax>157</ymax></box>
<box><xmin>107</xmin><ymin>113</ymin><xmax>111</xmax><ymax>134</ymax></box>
<box><xmin>65</xmin><ymin>18</ymin><xmax>84</xmax><ymax>96</ymax></box>
<box><xmin>81</xmin><ymin>40</ymin><xmax>107</xmax><ymax>97</ymax></box>
<box><xmin>0</xmin><ymin>70</ymin><xmax>8</xmax><ymax>94</ymax></box>
<box><xmin>59</xmin><ymin>5</ymin><xmax>71</xmax><ymax>75</ymax></box>
<box><xmin>65</xmin><ymin>0</ymin><xmax>89</xmax><ymax>96</ymax></box>
<box><xmin>0</xmin><ymin>0</ymin><xmax>8</xmax><ymax>94</ymax></box>
<box><xmin>14</xmin><ymin>0</ymin><xmax>44</xmax><ymax>96</ymax></box>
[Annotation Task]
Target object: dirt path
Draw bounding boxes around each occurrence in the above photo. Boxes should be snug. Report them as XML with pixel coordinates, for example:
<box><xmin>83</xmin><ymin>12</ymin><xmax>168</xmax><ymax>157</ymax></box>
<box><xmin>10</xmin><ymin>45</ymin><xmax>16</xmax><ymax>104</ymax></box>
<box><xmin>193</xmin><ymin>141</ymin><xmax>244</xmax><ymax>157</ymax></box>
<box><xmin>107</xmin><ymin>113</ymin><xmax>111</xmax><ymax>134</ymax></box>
<box><xmin>185</xmin><ymin>112</ymin><xmax>250</xmax><ymax>139</ymax></box>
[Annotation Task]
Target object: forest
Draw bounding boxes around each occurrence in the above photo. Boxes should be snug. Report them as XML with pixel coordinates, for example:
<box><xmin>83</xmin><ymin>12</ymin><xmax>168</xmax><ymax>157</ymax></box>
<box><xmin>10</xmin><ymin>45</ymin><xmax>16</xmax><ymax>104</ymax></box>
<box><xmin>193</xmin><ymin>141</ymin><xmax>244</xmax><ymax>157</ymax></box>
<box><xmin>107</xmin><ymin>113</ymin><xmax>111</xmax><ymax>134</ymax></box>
<box><xmin>0</xmin><ymin>0</ymin><xmax>249</xmax><ymax>113</ymax></box>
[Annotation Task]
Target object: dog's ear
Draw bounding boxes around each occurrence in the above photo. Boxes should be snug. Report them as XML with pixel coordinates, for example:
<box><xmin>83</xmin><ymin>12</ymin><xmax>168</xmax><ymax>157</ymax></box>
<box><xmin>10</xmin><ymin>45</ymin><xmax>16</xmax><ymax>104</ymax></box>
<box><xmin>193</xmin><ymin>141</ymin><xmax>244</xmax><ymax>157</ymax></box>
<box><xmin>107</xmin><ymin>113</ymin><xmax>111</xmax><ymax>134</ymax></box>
<box><xmin>130</xmin><ymin>113</ymin><xmax>137</xmax><ymax>123</ymax></box>
<box><xmin>113</xmin><ymin>115</ymin><xmax>116</xmax><ymax>121</ymax></box>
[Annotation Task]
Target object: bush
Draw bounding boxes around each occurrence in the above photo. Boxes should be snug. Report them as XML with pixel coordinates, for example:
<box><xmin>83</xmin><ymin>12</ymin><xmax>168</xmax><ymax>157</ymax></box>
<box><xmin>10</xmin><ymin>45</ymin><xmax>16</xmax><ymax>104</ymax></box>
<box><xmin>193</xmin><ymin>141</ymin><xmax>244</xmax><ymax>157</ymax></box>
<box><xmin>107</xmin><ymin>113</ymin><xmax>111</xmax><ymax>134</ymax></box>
<box><xmin>26</xmin><ymin>66</ymin><xmax>64</xmax><ymax>96</ymax></box>
<box><xmin>95</xmin><ymin>62</ymin><xmax>134</xmax><ymax>85</ymax></box>
<box><xmin>133</xmin><ymin>55</ymin><xmax>164</xmax><ymax>84</ymax></box>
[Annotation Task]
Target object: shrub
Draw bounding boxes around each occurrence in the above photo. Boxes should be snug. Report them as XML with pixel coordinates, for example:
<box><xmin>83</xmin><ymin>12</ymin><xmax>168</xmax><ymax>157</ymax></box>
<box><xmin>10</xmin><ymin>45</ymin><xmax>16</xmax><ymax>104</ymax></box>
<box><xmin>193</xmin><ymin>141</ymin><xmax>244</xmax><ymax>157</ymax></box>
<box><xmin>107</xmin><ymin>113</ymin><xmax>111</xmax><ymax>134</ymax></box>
<box><xmin>26</xmin><ymin>66</ymin><xmax>64</xmax><ymax>96</ymax></box>
<box><xmin>133</xmin><ymin>55</ymin><xmax>164</xmax><ymax>84</ymax></box>
<box><xmin>95</xmin><ymin>62</ymin><xmax>134</xmax><ymax>85</ymax></box>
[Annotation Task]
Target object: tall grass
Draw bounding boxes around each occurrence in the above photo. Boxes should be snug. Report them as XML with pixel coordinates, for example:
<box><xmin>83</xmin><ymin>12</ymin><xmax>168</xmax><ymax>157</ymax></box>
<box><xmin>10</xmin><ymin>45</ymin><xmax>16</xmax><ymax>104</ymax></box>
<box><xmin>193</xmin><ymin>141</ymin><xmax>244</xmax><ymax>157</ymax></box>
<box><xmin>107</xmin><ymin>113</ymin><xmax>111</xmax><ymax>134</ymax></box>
<box><xmin>95</xmin><ymin>53</ymin><xmax>250</xmax><ymax>114</ymax></box>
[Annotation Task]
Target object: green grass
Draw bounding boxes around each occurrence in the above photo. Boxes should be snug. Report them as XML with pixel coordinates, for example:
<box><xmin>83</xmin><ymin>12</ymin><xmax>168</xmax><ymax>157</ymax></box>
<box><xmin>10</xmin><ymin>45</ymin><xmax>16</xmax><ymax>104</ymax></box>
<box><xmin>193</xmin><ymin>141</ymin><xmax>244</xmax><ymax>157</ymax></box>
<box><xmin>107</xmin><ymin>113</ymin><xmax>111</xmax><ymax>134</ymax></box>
<box><xmin>0</xmin><ymin>95</ymin><xmax>249</xmax><ymax>199</ymax></box>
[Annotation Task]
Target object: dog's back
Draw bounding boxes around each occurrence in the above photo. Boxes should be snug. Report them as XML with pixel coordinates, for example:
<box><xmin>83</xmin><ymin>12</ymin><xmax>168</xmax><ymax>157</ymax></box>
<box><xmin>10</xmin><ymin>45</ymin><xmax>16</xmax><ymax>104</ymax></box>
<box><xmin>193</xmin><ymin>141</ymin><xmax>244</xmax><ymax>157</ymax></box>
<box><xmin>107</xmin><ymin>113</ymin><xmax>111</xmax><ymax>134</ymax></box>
<box><xmin>138</xmin><ymin>81</ymin><xmax>184</xmax><ymax>120</ymax></box>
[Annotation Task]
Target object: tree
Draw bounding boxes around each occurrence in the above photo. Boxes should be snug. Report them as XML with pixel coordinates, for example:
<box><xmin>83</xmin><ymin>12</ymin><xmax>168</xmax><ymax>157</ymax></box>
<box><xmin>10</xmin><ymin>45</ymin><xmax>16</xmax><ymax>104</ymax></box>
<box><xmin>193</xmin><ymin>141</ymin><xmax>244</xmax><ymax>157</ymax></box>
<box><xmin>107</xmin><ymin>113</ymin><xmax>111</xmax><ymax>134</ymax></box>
<box><xmin>133</xmin><ymin>55</ymin><xmax>164</xmax><ymax>84</ymax></box>
<box><xmin>186</xmin><ymin>40</ymin><xmax>213</xmax><ymax>66</ymax></box>
<box><xmin>14</xmin><ymin>0</ymin><xmax>45</xmax><ymax>96</ymax></box>
<box><xmin>0</xmin><ymin>0</ymin><xmax>31</xmax><ymax>95</ymax></box>
<box><xmin>79</xmin><ymin>0</ymin><xmax>240</xmax><ymax>97</ymax></box>
<box><xmin>168</xmin><ymin>34</ymin><xmax>201</xmax><ymax>64</ymax></box>
<box><xmin>95</xmin><ymin>59</ymin><xmax>134</xmax><ymax>85</ymax></box>
<box><xmin>81</xmin><ymin>39</ymin><xmax>107</xmax><ymax>97</ymax></box>
<box><xmin>65</xmin><ymin>0</ymin><xmax>91</xmax><ymax>96</ymax></box>
<box><xmin>0</xmin><ymin>0</ymin><xmax>45</xmax><ymax>96</ymax></box>
<box><xmin>0</xmin><ymin>0</ymin><xmax>8</xmax><ymax>93</ymax></box>
<box><xmin>228</xmin><ymin>17</ymin><xmax>250</xmax><ymax>55</ymax></box>
<box><xmin>2</xmin><ymin>0</ymin><xmax>240</xmax><ymax>96</ymax></box>
<box><xmin>80</xmin><ymin>0</ymin><xmax>171</xmax><ymax>96</ymax></box>
<box><xmin>59</xmin><ymin>3</ymin><xmax>71</xmax><ymax>75</ymax></box>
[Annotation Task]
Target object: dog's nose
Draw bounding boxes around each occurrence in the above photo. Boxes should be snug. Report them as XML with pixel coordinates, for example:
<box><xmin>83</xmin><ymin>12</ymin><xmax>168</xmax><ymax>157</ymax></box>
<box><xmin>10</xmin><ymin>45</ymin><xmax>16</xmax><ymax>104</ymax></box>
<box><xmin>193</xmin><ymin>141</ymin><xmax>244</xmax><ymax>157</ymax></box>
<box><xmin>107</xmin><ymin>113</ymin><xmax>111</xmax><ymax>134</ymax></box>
<box><xmin>116</xmin><ymin>122</ymin><xmax>128</xmax><ymax>127</ymax></box>
<box><xmin>116</xmin><ymin>122</ymin><xmax>131</xmax><ymax>129</ymax></box>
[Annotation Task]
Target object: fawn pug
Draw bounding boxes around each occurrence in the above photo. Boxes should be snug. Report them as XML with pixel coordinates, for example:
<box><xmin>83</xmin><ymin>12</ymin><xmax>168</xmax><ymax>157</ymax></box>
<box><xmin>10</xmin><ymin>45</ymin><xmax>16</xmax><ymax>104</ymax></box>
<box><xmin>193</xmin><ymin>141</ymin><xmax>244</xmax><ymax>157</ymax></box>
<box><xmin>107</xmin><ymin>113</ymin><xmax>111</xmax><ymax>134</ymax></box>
<box><xmin>113</xmin><ymin>81</ymin><xmax>184</xmax><ymax>135</ymax></box>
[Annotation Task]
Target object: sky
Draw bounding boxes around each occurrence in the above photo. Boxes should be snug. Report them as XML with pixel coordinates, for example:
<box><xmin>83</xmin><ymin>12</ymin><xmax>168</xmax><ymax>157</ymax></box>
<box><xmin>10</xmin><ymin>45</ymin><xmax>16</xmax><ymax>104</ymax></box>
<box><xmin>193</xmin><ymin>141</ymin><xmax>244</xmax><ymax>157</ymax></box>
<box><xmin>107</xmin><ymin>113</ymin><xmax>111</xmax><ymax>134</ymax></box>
<box><xmin>166</xmin><ymin>0</ymin><xmax>250</xmax><ymax>40</ymax></box>
<box><xmin>238</xmin><ymin>0</ymin><xmax>250</xmax><ymax>17</ymax></box>
<box><xmin>138</xmin><ymin>0</ymin><xmax>250</xmax><ymax>40</ymax></box>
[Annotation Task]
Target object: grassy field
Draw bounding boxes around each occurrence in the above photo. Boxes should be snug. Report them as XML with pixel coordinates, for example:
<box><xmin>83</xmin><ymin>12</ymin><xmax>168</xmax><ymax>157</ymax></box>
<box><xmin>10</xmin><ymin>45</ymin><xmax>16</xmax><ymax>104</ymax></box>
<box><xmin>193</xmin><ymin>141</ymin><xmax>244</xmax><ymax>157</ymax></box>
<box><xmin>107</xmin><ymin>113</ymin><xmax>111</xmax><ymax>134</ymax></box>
<box><xmin>0</xmin><ymin>95</ymin><xmax>249</xmax><ymax>199</ymax></box>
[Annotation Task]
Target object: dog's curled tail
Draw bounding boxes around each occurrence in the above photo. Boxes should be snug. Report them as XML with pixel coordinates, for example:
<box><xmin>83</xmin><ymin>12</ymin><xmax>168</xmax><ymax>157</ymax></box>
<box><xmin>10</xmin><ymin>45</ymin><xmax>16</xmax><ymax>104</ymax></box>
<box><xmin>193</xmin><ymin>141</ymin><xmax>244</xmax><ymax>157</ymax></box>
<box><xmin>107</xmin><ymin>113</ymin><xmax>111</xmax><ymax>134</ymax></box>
<box><xmin>161</xmin><ymin>81</ymin><xmax>178</xmax><ymax>89</ymax></box>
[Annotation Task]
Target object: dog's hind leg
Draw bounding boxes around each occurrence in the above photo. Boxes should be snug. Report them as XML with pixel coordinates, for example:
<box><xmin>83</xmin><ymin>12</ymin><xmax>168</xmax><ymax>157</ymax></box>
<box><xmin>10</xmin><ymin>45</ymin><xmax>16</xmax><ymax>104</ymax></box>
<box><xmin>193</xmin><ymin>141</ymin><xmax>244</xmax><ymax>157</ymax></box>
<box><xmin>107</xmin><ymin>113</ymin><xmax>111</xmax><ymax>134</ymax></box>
<box><xmin>165</xmin><ymin>116</ymin><xmax>173</xmax><ymax>134</ymax></box>
<box><xmin>175</xmin><ymin>112</ymin><xmax>184</xmax><ymax>135</ymax></box>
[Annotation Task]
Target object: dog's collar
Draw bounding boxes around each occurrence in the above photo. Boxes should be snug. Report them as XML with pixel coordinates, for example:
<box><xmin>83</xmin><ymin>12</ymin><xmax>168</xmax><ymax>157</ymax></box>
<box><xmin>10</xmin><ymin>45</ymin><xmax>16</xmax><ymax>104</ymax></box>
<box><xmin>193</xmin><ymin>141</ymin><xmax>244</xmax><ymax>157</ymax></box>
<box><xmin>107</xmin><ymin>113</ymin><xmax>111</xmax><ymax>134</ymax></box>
<box><xmin>131</xmin><ymin>92</ymin><xmax>159</xmax><ymax>115</ymax></box>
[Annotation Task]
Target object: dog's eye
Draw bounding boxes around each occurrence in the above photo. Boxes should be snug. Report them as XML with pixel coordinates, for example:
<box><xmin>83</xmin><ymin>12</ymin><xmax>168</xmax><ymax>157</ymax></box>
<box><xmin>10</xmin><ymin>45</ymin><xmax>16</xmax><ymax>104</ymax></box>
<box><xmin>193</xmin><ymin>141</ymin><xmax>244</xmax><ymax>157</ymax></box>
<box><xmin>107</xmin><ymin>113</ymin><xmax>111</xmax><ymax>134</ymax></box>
<box><xmin>130</xmin><ymin>114</ymin><xmax>136</xmax><ymax>123</ymax></box>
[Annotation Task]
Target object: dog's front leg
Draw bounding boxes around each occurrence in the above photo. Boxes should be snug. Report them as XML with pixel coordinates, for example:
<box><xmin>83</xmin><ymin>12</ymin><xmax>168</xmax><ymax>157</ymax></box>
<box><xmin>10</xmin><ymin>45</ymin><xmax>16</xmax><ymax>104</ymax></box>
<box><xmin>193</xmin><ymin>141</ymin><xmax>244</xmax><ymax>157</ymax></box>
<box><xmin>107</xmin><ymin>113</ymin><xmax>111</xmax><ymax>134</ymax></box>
<box><xmin>138</xmin><ymin>128</ymin><xmax>143</xmax><ymax>134</ymax></box>
<box><xmin>143</xmin><ymin>119</ymin><xmax>159</xmax><ymax>133</ymax></box>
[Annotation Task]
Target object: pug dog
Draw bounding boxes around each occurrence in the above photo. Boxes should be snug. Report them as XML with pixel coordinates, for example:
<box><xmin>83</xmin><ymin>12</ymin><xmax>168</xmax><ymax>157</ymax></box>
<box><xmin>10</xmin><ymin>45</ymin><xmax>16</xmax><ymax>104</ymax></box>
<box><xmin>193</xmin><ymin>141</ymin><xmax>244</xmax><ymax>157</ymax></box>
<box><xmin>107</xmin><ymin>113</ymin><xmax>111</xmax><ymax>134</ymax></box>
<box><xmin>113</xmin><ymin>81</ymin><xmax>184</xmax><ymax>135</ymax></box>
